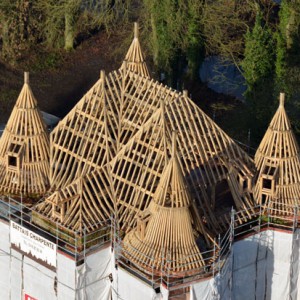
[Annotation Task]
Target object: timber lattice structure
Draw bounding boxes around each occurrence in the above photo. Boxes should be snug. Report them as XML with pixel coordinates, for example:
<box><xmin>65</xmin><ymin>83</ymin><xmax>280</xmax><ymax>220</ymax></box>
<box><xmin>0</xmin><ymin>72</ymin><xmax>50</xmax><ymax>197</ymax></box>
<box><xmin>33</xmin><ymin>23</ymin><xmax>255</xmax><ymax>241</ymax></box>
<box><xmin>2</xmin><ymin>23</ymin><xmax>299</xmax><ymax>279</ymax></box>
<box><xmin>254</xmin><ymin>93</ymin><xmax>300</xmax><ymax>213</ymax></box>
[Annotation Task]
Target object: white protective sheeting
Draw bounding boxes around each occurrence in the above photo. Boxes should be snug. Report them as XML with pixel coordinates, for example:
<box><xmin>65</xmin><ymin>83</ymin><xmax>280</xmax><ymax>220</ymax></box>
<box><xmin>0</xmin><ymin>220</ymin><xmax>10</xmax><ymax>299</ymax></box>
<box><xmin>191</xmin><ymin>276</ymin><xmax>217</xmax><ymax>300</ymax></box>
<box><xmin>10</xmin><ymin>249</ymin><xmax>23</xmax><ymax>300</ymax></box>
<box><xmin>231</xmin><ymin>230</ymin><xmax>293</xmax><ymax>300</ymax></box>
<box><xmin>160</xmin><ymin>284</ymin><xmax>169</xmax><ymax>299</ymax></box>
<box><xmin>191</xmin><ymin>229</ymin><xmax>298</xmax><ymax>300</ymax></box>
<box><xmin>23</xmin><ymin>256</ymin><xmax>56</xmax><ymax>300</ymax></box>
<box><xmin>76</xmin><ymin>245</ymin><xmax>112</xmax><ymax>300</ymax></box>
<box><xmin>113</xmin><ymin>267</ymin><xmax>156</xmax><ymax>300</ymax></box>
<box><xmin>2</xmin><ymin>220</ymin><xmax>300</xmax><ymax>300</ymax></box>
<box><xmin>291</xmin><ymin>230</ymin><xmax>300</xmax><ymax>300</ymax></box>
<box><xmin>57</xmin><ymin>252</ymin><xmax>76</xmax><ymax>299</ymax></box>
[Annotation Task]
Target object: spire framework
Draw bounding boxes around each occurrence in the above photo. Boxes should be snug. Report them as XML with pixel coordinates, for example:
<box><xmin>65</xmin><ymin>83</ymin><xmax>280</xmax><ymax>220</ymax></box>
<box><xmin>121</xmin><ymin>22</ymin><xmax>150</xmax><ymax>77</ymax></box>
<box><xmin>254</xmin><ymin>93</ymin><xmax>300</xmax><ymax>211</ymax></box>
<box><xmin>122</xmin><ymin>134</ymin><xmax>208</xmax><ymax>277</ymax></box>
<box><xmin>0</xmin><ymin>72</ymin><xmax>50</xmax><ymax>197</ymax></box>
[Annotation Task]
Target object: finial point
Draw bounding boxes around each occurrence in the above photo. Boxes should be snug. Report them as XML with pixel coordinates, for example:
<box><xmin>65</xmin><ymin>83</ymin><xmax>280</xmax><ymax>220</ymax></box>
<box><xmin>183</xmin><ymin>90</ymin><xmax>188</xmax><ymax>98</ymax></box>
<box><xmin>134</xmin><ymin>22</ymin><xmax>139</xmax><ymax>39</ymax></box>
<box><xmin>100</xmin><ymin>70</ymin><xmax>105</xmax><ymax>80</ymax></box>
<box><xmin>24</xmin><ymin>72</ymin><xmax>29</xmax><ymax>84</ymax></box>
<box><xmin>280</xmin><ymin>93</ymin><xmax>285</xmax><ymax>107</ymax></box>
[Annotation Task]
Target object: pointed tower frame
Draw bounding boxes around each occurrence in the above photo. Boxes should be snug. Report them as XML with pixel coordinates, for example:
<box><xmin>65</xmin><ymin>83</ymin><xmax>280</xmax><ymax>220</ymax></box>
<box><xmin>254</xmin><ymin>93</ymin><xmax>300</xmax><ymax>212</ymax></box>
<box><xmin>0</xmin><ymin>72</ymin><xmax>50</xmax><ymax>197</ymax></box>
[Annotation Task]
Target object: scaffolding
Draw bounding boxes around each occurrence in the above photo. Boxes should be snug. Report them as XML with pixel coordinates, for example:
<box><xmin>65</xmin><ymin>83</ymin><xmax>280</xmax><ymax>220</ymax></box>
<box><xmin>0</xmin><ymin>195</ymin><xmax>299</xmax><ymax>299</ymax></box>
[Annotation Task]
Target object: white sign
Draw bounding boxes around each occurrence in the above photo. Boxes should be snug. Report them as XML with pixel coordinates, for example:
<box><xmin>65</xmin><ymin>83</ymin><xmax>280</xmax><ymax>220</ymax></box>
<box><xmin>10</xmin><ymin>221</ymin><xmax>57</xmax><ymax>268</ymax></box>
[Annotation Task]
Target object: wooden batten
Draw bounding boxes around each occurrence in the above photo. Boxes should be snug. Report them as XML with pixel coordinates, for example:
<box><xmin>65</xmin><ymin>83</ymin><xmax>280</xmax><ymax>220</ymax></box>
<box><xmin>254</xmin><ymin>93</ymin><xmax>300</xmax><ymax>212</ymax></box>
<box><xmin>0</xmin><ymin>72</ymin><xmax>50</xmax><ymax>198</ymax></box>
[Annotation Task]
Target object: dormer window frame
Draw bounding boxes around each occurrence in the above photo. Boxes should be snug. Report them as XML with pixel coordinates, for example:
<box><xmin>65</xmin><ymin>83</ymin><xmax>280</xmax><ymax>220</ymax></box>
<box><xmin>6</xmin><ymin>141</ymin><xmax>24</xmax><ymax>170</ymax></box>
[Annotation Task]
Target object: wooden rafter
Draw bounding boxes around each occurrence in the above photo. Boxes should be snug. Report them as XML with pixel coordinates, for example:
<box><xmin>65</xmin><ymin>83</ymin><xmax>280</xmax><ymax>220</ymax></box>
<box><xmin>0</xmin><ymin>72</ymin><xmax>50</xmax><ymax>197</ymax></box>
<box><xmin>254</xmin><ymin>93</ymin><xmax>300</xmax><ymax>212</ymax></box>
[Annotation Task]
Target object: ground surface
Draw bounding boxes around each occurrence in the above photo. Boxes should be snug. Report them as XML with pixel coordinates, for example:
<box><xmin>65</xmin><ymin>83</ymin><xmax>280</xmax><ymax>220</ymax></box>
<box><xmin>0</xmin><ymin>28</ymin><xmax>254</xmax><ymax>148</ymax></box>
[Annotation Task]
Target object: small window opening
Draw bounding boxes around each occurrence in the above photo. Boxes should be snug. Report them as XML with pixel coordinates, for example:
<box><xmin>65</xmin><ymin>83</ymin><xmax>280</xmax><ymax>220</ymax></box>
<box><xmin>8</xmin><ymin>156</ymin><xmax>17</xmax><ymax>167</ymax></box>
<box><xmin>262</xmin><ymin>178</ymin><xmax>272</xmax><ymax>190</ymax></box>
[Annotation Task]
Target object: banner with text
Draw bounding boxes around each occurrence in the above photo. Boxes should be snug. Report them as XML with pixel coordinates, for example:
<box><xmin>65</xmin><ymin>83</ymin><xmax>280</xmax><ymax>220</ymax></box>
<box><xmin>10</xmin><ymin>221</ymin><xmax>56</xmax><ymax>269</ymax></box>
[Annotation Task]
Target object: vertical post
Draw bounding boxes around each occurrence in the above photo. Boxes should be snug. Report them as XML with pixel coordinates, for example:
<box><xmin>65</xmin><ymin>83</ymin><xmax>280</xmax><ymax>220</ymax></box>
<box><xmin>259</xmin><ymin>202</ymin><xmax>262</xmax><ymax>231</ymax></box>
<box><xmin>83</xmin><ymin>227</ymin><xmax>86</xmax><ymax>261</ymax></box>
<box><xmin>151</xmin><ymin>250</ymin><xmax>154</xmax><ymax>288</ymax></box>
<box><xmin>218</xmin><ymin>234</ymin><xmax>221</xmax><ymax>274</ymax></box>
<box><xmin>134</xmin><ymin>22</ymin><xmax>139</xmax><ymax>39</ymax></box>
<box><xmin>56</xmin><ymin>221</ymin><xmax>58</xmax><ymax>246</ymax></box>
<box><xmin>213</xmin><ymin>238</ymin><xmax>216</xmax><ymax>277</ymax></box>
<box><xmin>20</xmin><ymin>193</ymin><xmax>23</xmax><ymax>226</ymax></box>
<box><xmin>230</xmin><ymin>207</ymin><xmax>235</xmax><ymax>248</ymax></box>
<box><xmin>293</xmin><ymin>206</ymin><xmax>298</xmax><ymax>232</ymax></box>
<box><xmin>75</xmin><ymin>232</ymin><xmax>77</xmax><ymax>262</ymax></box>
<box><xmin>280</xmin><ymin>93</ymin><xmax>285</xmax><ymax>107</ymax></box>
<box><xmin>267</xmin><ymin>205</ymin><xmax>270</xmax><ymax>228</ymax></box>
<box><xmin>24</xmin><ymin>72</ymin><xmax>29</xmax><ymax>84</ymax></box>
<box><xmin>9</xmin><ymin>196</ymin><xmax>11</xmax><ymax>220</ymax></box>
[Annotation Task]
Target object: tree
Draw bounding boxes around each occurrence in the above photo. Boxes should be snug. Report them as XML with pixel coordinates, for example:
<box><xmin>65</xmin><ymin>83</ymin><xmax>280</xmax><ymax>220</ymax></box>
<box><xmin>202</xmin><ymin>0</ymin><xmax>255</xmax><ymax>66</ymax></box>
<box><xmin>241</xmin><ymin>11</ymin><xmax>275</xmax><ymax>92</ymax></box>
<box><xmin>141</xmin><ymin>0</ymin><xmax>204</xmax><ymax>83</ymax></box>
<box><xmin>34</xmin><ymin>0</ymin><xmax>130</xmax><ymax>51</ymax></box>
<box><xmin>0</xmin><ymin>0</ymin><xmax>40</xmax><ymax>62</ymax></box>
<box><xmin>240</xmin><ymin>9</ymin><xmax>276</xmax><ymax>144</ymax></box>
<box><xmin>275</xmin><ymin>0</ymin><xmax>300</xmax><ymax>136</ymax></box>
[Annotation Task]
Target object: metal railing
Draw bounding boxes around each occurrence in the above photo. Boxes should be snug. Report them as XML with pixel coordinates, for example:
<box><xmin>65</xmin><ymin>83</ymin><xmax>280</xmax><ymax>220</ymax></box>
<box><xmin>1</xmin><ymin>194</ymin><xmax>299</xmax><ymax>297</ymax></box>
<box><xmin>0</xmin><ymin>196</ymin><xmax>111</xmax><ymax>261</ymax></box>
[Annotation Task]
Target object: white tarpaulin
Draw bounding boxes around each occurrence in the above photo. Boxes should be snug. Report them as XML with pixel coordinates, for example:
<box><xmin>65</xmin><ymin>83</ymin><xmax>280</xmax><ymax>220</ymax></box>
<box><xmin>0</xmin><ymin>220</ymin><xmax>10</xmax><ymax>299</ymax></box>
<box><xmin>76</xmin><ymin>245</ymin><xmax>112</xmax><ymax>300</ymax></box>
<box><xmin>23</xmin><ymin>256</ymin><xmax>56</xmax><ymax>300</ymax></box>
<box><xmin>113</xmin><ymin>267</ymin><xmax>156</xmax><ymax>300</ymax></box>
<box><xmin>57</xmin><ymin>252</ymin><xmax>76</xmax><ymax>300</ymax></box>
<box><xmin>191</xmin><ymin>229</ymin><xmax>299</xmax><ymax>300</ymax></box>
<box><xmin>191</xmin><ymin>276</ymin><xmax>217</xmax><ymax>300</ymax></box>
<box><xmin>1</xmin><ymin>218</ymin><xmax>300</xmax><ymax>300</ymax></box>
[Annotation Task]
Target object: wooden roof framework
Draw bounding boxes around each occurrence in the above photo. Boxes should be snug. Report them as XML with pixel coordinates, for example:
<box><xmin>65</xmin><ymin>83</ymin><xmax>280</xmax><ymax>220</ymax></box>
<box><xmin>32</xmin><ymin>24</ymin><xmax>258</xmax><ymax>276</ymax></box>
<box><xmin>0</xmin><ymin>72</ymin><xmax>50</xmax><ymax>197</ymax></box>
<box><xmin>34</xmin><ymin>70</ymin><xmax>255</xmax><ymax>234</ymax></box>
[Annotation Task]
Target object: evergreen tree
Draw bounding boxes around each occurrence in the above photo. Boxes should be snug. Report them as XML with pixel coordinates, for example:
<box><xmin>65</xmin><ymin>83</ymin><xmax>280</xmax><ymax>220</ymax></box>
<box><xmin>0</xmin><ymin>0</ymin><xmax>40</xmax><ymax>62</ymax></box>
<box><xmin>241</xmin><ymin>10</ymin><xmax>276</xmax><ymax>144</ymax></box>
<box><xmin>241</xmin><ymin>11</ymin><xmax>275</xmax><ymax>93</ymax></box>
<box><xmin>142</xmin><ymin>0</ymin><xmax>204</xmax><ymax>84</ymax></box>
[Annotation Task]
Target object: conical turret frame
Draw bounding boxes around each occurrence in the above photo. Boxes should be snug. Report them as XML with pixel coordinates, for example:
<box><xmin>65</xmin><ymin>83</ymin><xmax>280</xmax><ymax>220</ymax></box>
<box><xmin>254</xmin><ymin>93</ymin><xmax>300</xmax><ymax>212</ymax></box>
<box><xmin>122</xmin><ymin>133</ymin><xmax>208</xmax><ymax>277</ymax></box>
<box><xmin>0</xmin><ymin>72</ymin><xmax>50</xmax><ymax>197</ymax></box>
